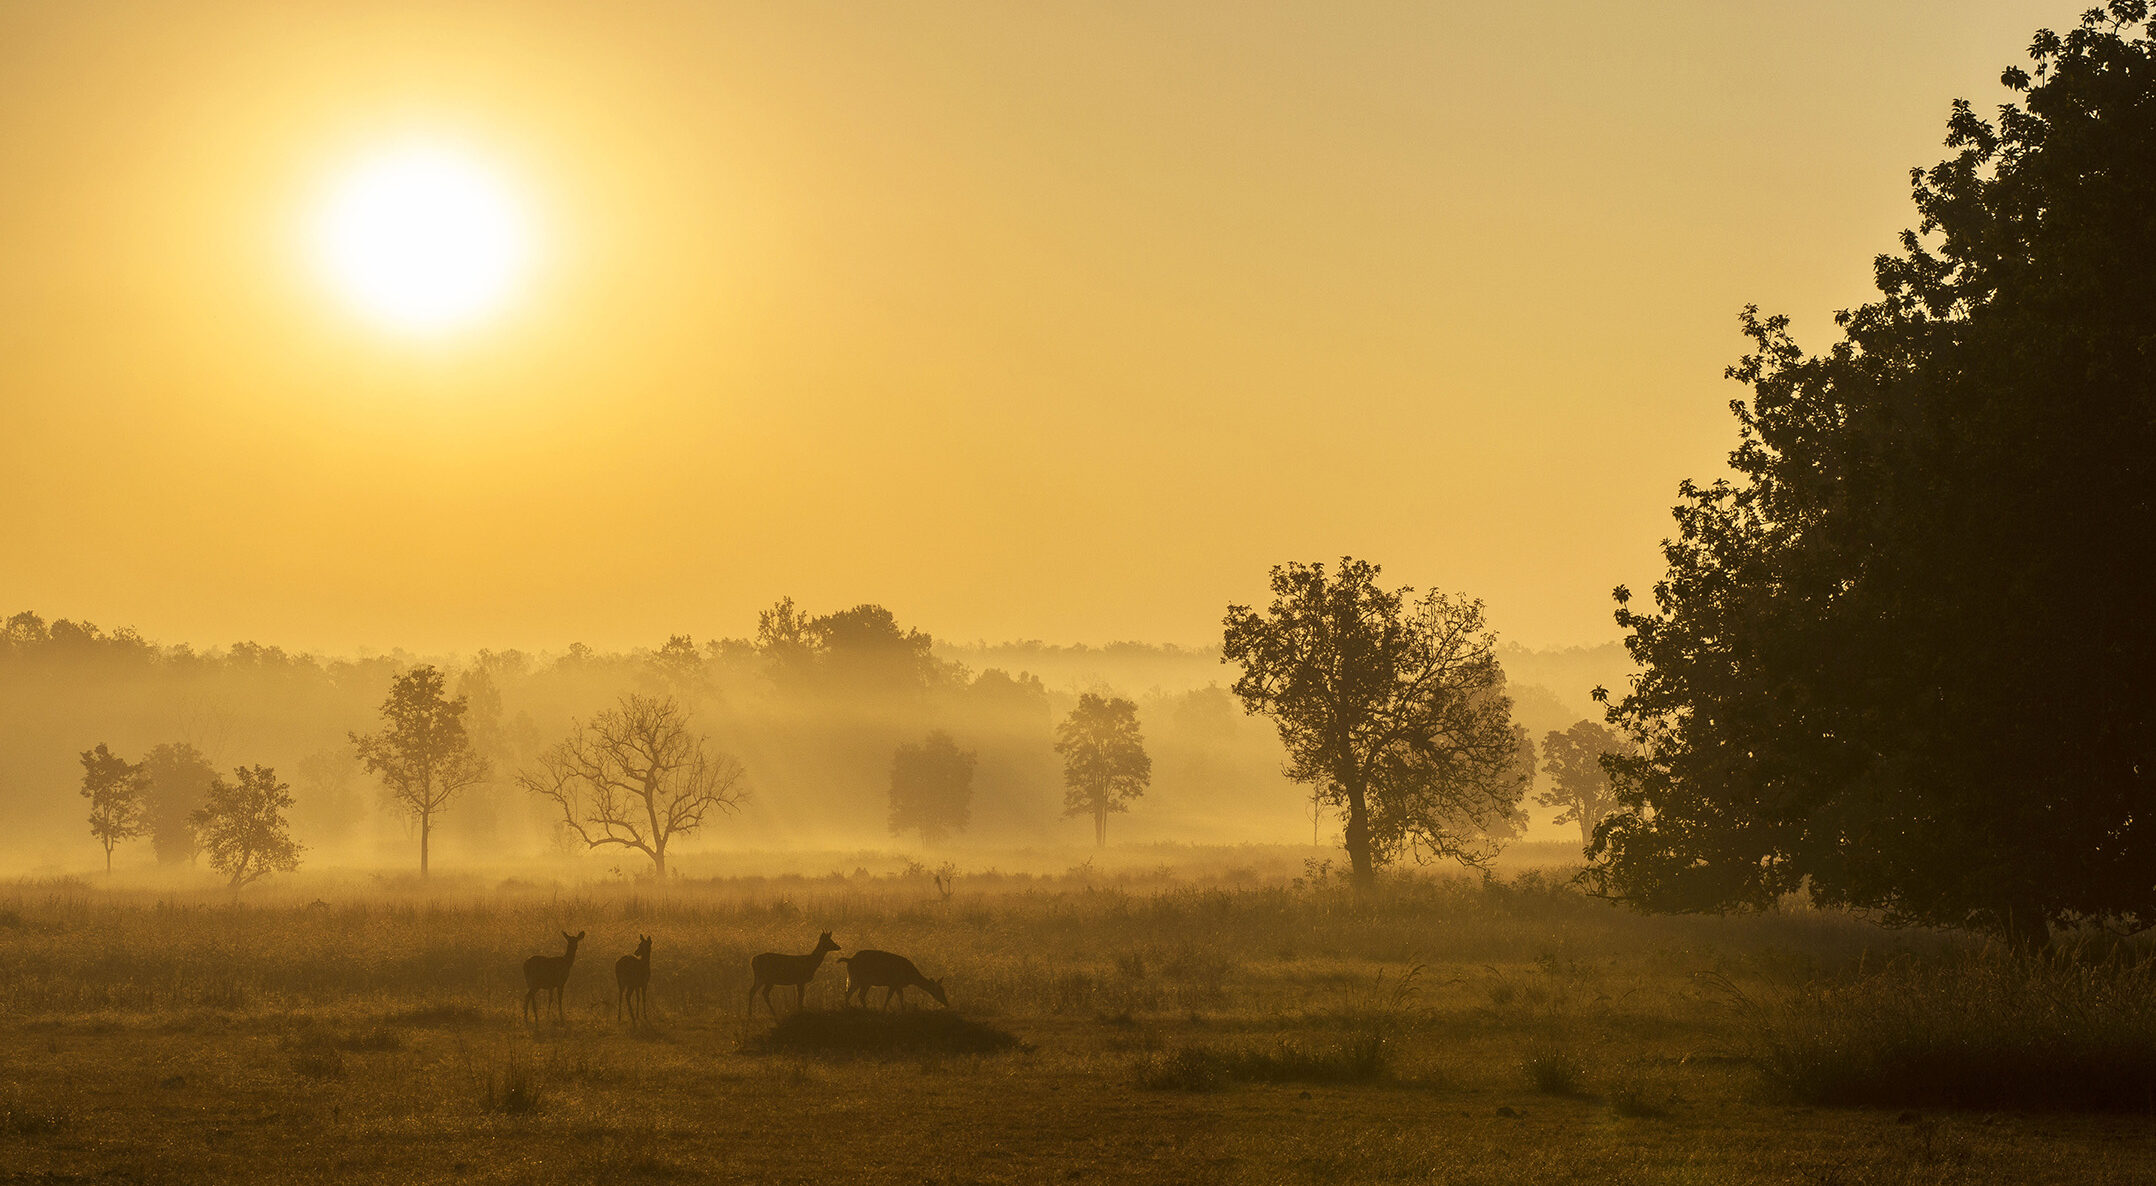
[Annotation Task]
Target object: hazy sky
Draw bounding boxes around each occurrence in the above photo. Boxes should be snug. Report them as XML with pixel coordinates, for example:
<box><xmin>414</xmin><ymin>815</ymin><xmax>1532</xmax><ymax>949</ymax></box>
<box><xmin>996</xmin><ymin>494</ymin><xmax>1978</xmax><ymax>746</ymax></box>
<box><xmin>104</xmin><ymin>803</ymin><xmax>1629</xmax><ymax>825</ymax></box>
<box><xmin>0</xmin><ymin>1</ymin><xmax>2085</xmax><ymax>655</ymax></box>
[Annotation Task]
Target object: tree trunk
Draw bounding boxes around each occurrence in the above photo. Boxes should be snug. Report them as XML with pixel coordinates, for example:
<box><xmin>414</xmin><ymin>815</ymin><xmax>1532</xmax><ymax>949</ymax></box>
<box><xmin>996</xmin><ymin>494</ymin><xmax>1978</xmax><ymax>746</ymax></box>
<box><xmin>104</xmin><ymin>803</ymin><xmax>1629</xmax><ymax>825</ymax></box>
<box><xmin>420</xmin><ymin>813</ymin><xmax>431</xmax><ymax>879</ymax></box>
<box><xmin>1095</xmin><ymin>810</ymin><xmax>1106</xmax><ymax>847</ymax></box>
<box><xmin>105</xmin><ymin>844</ymin><xmax>113</xmax><ymax>875</ymax></box>
<box><xmin>652</xmin><ymin>847</ymin><xmax>667</xmax><ymax>879</ymax></box>
<box><xmin>1578</xmin><ymin>816</ymin><xmax>1594</xmax><ymax>850</ymax></box>
<box><xmin>1342</xmin><ymin>781</ymin><xmax>1375</xmax><ymax>891</ymax></box>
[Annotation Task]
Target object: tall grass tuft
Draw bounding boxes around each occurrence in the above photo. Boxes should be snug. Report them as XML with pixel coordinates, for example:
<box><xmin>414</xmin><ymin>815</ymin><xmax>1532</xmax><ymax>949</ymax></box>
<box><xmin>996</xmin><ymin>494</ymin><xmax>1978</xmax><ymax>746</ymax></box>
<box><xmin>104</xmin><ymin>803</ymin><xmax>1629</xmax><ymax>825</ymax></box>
<box><xmin>1732</xmin><ymin>949</ymin><xmax>2156</xmax><ymax>1111</ymax></box>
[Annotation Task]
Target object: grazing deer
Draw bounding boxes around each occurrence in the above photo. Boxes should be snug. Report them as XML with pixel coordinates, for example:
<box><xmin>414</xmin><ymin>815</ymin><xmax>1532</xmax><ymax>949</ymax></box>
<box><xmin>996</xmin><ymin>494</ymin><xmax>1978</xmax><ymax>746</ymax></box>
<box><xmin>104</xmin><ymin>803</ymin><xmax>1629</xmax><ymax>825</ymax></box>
<box><xmin>839</xmin><ymin>949</ymin><xmax>949</xmax><ymax>1010</ymax></box>
<box><xmin>522</xmin><ymin>930</ymin><xmax>585</xmax><ymax>1023</ymax></box>
<box><xmin>616</xmin><ymin>934</ymin><xmax>652</xmax><ymax>1025</ymax></box>
<box><xmin>748</xmin><ymin>931</ymin><xmax>839</xmax><ymax>1017</ymax></box>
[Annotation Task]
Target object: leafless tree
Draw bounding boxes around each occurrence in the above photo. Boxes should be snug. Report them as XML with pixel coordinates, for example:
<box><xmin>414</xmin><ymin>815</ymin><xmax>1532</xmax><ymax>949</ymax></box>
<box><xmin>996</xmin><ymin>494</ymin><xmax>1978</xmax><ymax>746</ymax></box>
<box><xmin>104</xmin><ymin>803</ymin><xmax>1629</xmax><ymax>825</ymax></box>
<box><xmin>518</xmin><ymin>694</ymin><xmax>748</xmax><ymax>878</ymax></box>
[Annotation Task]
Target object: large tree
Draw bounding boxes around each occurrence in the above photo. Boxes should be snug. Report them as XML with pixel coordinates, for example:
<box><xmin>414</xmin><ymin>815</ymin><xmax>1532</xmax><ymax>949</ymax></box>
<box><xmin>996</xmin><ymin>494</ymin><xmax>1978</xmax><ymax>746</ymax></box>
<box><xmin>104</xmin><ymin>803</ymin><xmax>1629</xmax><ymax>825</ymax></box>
<box><xmin>351</xmin><ymin>665</ymin><xmax>488</xmax><ymax>878</ymax></box>
<box><xmin>518</xmin><ymin>693</ymin><xmax>748</xmax><ymax>878</ymax></box>
<box><xmin>141</xmin><ymin>742</ymin><xmax>218</xmax><ymax>865</ymax></box>
<box><xmin>887</xmin><ymin>731</ymin><xmax>975</xmax><ymax>846</ymax></box>
<box><xmin>191</xmin><ymin>765</ymin><xmax>302</xmax><ymax>889</ymax></box>
<box><xmin>1055</xmin><ymin>693</ymin><xmax>1151</xmax><ymax>846</ymax></box>
<box><xmin>79</xmin><ymin>743</ymin><xmax>148</xmax><ymax>874</ymax></box>
<box><xmin>1223</xmin><ymin>559</ymin><xmax>1531</xmax><ymax>889</ymax></box>
<box><xmin>1537</xmin><ymin>721</ymin><xmax>1624</xmax><ymax>849</ymax></box>
<box><xmin>1590</xmin><ymin>5</ymin><xmax>2156</xmax><ymax>949</ymax></box>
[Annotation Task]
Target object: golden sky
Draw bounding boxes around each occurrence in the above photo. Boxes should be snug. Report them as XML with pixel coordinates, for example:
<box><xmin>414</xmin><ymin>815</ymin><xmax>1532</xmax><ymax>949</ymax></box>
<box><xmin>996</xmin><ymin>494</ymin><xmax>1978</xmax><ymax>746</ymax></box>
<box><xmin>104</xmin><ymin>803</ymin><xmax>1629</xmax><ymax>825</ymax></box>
<box><xmin>0</xmin><ymin>1</ymin><xmax>2083</xmax><ymax>655</ymax></box>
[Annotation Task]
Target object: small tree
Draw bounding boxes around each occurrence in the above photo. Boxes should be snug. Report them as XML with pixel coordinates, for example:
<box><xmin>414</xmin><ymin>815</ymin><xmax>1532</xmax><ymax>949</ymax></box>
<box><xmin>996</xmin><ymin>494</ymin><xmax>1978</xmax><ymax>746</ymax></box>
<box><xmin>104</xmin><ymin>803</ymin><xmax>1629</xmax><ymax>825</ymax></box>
<box><xmin>80</xmin><ymin>743</ymin><xmax>148</xmax><ymax>874</ymax></box>
<box><xmin>1537</xmin><ymin>720</ymin><xmax>1625</xmax><ymax>849</ymax></box>
<box><xmin>519</xmin><ymin>693</ymin><xmax>749</xmax><ymax>878</ymax></box>
<box><xmin>1224</xmin><ymin>558</ymin><xmax>1531</xmax><ymax>889</ymax></box>
<box><xmin>352</xmin><ymin>665</ymin><xmax>488</xmax><ymax>878</ymax></box>
<box><xmin>888</xmin><ymin>731</ymin><xmax>975</xmax><ymax>846</ymax></box>
<box><xmin>141</xmin><ymin>742</ymin><xmax>218</xmax><ymax>865</ymax></box>
<box><xmin>1055</xmin><ymin>693</ymin><xmax>1152</xmax><ymax>846</ymax></box>
<box><xmin>190</xmin><ymin>765</ymin><xmax>302</xmax><ymax>889</ymax></box>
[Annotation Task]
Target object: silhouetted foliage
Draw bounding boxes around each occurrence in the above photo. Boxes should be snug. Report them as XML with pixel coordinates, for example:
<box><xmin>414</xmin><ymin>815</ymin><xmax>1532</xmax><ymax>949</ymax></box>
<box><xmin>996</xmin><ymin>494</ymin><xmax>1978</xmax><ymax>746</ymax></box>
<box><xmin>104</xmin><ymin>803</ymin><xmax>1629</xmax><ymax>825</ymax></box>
<box><xmin>189</xmin><ymin>764</ymin><xmax>301</xmax><ymax>888</ymax></box>
<box><xmin>1055</xmin><ymin>693</ymin><xmax>1151</xmax><ymax>846</ymax></box>
<box><xmin>351</xmin><ymin>665</ymin><xmax>487</xmax><ymax>878</ymax></box>
<box><xmin>78</xmin><ymin>743</ymin><xmax>147</xmax><ymax>874</ymax></box>
<box><xmin>888</xmin><ymin>730</ymin><xmax>975</xmax><ymax>846</ymax></box>
<box><xmin>1536</xmin><ymin>721</ymin><xmax>1624</xmax><ymax>849</ymax></box>
<box><xmin>1591</xmin><ymin>4</ymin><xmax>2156</xmax><ymax>948</ymax></box>
<box><xmin>1223</xmin><ymin>559</ymin><xmax>1531</xmax><ymax>888</ymax></box>
<box><xmin>518</xmin><ymin>693</ymin><xmax>748</xmax><ymax>877</ymax></box>
<box><xmin>140</xmin><ymin>742</ymin><xmax>217</xmax><ymax>865</ymax></box>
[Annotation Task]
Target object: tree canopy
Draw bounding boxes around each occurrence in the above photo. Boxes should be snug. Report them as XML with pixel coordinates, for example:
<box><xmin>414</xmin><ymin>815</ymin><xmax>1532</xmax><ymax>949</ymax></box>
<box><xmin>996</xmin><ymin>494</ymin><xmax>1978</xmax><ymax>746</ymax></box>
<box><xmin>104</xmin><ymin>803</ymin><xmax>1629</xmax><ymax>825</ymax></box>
<box><xmin>1590</xmin><ymin>4</ymin><xmax>2156</xmax><ymax>947</ymax></box>
<box><xmin>1224</xmin><ymin>559</ymin><xmax>1530</xmax><ymax>888</ymax></box>
<box><xmin>141</xmin><ymin>742</ymin><xmax>217</xmax><ymax>865</ymax></box>
<box><xmin>190</xmin><ymin>765</ymin><xmax>301</xmax><ymax>889</ymax></box>
<box><xmin>351</xmin><ymin>665</ymin><xmax>487</xmax><ymax>878</ymax></box>
<box><xmin>1055</xmin><ymin>693</ymin><xmax>1152</xmax><ymax>846</ymax></box>
<box><xmin>888</xmin><ymin>730</ymin><xmax>976</xmax><ymax>846</ymax></box>
<box><xmin>1536</xmin><ymin>720</ymin><xmax>1624</xmax><ymax>849</ymax></box>
<box><xmin>79</xmin><ymin>743</ymin><xmax>147</xmax><ymax>874</ymax></box>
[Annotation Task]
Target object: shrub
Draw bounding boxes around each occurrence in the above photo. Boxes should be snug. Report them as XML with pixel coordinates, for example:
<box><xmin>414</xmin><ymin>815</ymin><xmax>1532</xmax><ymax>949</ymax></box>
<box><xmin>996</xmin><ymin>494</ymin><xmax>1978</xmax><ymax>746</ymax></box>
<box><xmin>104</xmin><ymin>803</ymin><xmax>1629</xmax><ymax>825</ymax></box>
<box><xmin>1736</xmin><ymin>951</ymin><xmax>2156</xmax><ymax>1111</ymax></box>
<box><xmin>1521</xmin><ymin>1042</ymin><xmax>1587</xmax><ymax>1096</ymax></box>
<box><xmin>743</xmin><ymin>1009</ymin><xmax>1022</xmax><ymax>1059</ymax></box>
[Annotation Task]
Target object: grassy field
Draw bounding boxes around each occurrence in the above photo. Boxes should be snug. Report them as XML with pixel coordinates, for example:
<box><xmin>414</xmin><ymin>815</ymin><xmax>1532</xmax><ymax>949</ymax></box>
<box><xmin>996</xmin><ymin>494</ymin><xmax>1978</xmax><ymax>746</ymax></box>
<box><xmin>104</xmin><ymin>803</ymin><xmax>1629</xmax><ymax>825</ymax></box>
<box><xmin>6</xmin><ymin>855</ymin><xmax>2156</xmax><ymax>1185</ymax></box>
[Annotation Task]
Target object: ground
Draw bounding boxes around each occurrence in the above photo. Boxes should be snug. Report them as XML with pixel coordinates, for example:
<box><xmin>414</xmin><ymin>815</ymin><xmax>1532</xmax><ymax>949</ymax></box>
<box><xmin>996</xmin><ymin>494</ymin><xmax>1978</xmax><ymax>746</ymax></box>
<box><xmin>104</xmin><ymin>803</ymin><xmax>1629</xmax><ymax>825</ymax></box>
<box><xmin>4</xmin><ymin>857</ymin><xmax>2153</xmax><ymax>1184</ymax></box>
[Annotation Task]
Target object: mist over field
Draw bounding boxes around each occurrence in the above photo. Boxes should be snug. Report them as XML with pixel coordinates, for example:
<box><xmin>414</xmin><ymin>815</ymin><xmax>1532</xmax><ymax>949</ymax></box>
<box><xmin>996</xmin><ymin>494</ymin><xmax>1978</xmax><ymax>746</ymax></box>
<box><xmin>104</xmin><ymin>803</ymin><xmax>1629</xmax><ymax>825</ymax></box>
<box><xmin>0</xmin><ymin>607</ymin><xmax>1629</xmax><ymax>877</ymax></box>
<box><xmin>7</xmin><ymin>0</ymin><xmax>2156</xmax><ymax>1181</ymax></box>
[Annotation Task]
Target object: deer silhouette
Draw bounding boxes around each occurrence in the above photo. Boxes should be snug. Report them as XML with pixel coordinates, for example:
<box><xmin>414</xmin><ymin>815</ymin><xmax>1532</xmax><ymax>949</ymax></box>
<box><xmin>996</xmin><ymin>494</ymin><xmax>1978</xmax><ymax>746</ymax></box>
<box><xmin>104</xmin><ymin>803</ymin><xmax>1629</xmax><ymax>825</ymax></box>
<box><xmin>748</xmin><ymin>931</ymin><xmax>839</xmax><ymax>1017</ymax></box>
<box><xmin>522</xmin><ymin>930</ymin><xmax>585</xmax><ymax>1023</ymax></box>
<box><xmin>616</xmin><ymin>934</ymin><xmax>652</xmax><ymax>1025</ymax></box>
<box><xmin>839</xmin><ymin>949</ymin><xmax>948</xmax><ymax>1010</ymax></box>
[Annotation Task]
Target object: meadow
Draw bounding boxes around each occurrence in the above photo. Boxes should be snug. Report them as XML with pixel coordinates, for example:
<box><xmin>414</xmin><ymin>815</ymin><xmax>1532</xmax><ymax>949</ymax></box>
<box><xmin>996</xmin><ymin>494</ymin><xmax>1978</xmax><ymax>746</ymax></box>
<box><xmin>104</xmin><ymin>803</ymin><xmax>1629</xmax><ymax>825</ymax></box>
<box><xmin>5</xmin><ymin>847</ymin><xmax>2156</xmax><ymax>1185</ymax></box>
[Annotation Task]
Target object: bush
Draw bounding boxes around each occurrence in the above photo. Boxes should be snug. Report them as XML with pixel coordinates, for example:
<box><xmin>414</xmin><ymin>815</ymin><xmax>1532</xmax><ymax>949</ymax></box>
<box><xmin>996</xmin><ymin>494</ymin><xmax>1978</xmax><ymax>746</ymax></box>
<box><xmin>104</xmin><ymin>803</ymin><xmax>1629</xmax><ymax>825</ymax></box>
<box><xmin>1136</xmin><ymin>1033</ymin><xmax>1390</xmax><ymax>1091</ymax></box>
<box><xmin>1740</xmin><ymin>951</ymin><xmax>2156</xmax><ymax>1111</ymax></box>
<box><xmin>743</xmin><ymin>1009</ymin><xmax>1023</xmax><ymax>1059</ymax></box>
<box><xmin>1520</xmin><ymin>1042</ymin><xmax>1587</xmax><ymax>1096</ymax></box>
<box><xmin>485</xmin><ymin>1060</ymin><xmax>545</xmax><ymax>1115</ymax></box>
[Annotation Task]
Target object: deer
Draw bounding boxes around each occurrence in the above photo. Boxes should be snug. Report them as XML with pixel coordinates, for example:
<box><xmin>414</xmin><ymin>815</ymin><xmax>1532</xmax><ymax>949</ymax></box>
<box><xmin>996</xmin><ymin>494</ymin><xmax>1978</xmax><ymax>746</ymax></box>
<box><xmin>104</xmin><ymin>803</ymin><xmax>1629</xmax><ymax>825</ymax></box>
<box><xmin>838</xmin><ymin>949</ymin><xmax>949</xmax><ymax>1010</ymax></box>
<box><xmin>522</xmin><ymin>930</ymin><xmax>585</xmax><ymax>1023</ymax></box>
<box><xmin>748</xmin><ymin>931</ymin><xmax>839</xmax><ymax>1018</ymax></box>
<box><xmin>616</xmin><ymin>934</ymin><xmax>652</xmax><ymax>1025</ymax></box>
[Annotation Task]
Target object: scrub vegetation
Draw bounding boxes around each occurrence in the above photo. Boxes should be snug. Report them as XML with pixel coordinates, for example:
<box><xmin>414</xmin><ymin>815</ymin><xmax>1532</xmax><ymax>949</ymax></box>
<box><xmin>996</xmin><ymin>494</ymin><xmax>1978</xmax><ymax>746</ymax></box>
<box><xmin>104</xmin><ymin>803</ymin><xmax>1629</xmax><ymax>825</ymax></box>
<box><xmin>6</xmin><ymin>853</ymin><xmax>2156</xmax><ymax>1184</ymax></box>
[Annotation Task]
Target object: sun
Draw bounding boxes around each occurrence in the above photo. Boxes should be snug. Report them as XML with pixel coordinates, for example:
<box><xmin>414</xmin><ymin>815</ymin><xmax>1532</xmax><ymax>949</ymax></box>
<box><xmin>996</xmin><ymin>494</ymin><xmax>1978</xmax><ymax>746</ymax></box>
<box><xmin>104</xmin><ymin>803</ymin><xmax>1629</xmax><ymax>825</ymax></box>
<box><xmin>310</xmin><ymin>141</ymin><xmax>535</xmax><ymax>337</ymax></box>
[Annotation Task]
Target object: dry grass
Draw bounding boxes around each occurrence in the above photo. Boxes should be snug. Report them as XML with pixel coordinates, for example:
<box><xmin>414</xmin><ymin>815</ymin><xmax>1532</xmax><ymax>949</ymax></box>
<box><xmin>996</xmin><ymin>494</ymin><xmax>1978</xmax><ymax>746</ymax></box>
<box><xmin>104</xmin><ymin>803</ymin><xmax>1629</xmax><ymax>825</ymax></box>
<box><xmin>4</xmin><ymin>858</ymin><xmax>2156</xmax><ymax>1183</ymax></box>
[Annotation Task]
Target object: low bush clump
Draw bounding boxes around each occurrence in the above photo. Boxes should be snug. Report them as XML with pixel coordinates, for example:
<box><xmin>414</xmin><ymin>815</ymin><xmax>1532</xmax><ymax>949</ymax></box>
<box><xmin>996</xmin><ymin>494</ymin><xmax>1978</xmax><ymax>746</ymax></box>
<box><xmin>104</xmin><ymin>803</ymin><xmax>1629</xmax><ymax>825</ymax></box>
<box><xmin>1742</xmin><ymin>950</ymin><xmax>2156</xmax><ymax>1111</ymax></box>
<box><xmin>1520</xmin><ymin>1042</ymin><xmax>1587</xmax><ymax>1096</ymax></box>
<box><xmin>743</xmin><ymin>1009</ymin><xmax>1023</xmax><ymax>1059</ymax></box>
<box><xmin>1136</xmin><ymin>1032</ymin><xmax>1390</xmax><ymax>1091</ymax></box>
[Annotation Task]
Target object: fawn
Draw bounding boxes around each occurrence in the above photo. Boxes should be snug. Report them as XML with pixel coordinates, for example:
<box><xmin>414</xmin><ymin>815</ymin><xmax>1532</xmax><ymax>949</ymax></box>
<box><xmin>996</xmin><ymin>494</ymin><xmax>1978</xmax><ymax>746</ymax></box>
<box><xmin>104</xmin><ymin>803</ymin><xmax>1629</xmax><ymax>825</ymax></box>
<box><xmin>748</xmin><ymin>931</ymin><xmax>839</xmax><ymax>1017</ymax></box>
<box><xmin>523</xmin><ymin>930</ymin><xmax>585</xmax><ymax>1023</ymax></box>
<box><xmin>839</xmin><ymin>949</ymin><xmax>949</xmax><ymax>1010</ymax></box>
<box><xmin>616</xmin><ymin>934</ymin><xmax>652</xmax><ymax>1025</ymax></box>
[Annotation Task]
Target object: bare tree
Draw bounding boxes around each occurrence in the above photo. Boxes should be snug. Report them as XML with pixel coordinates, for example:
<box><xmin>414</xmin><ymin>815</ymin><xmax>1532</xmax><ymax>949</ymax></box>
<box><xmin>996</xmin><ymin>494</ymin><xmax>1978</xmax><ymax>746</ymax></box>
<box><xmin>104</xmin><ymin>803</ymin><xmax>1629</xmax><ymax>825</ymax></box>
<box><xmin>519</xmin><ymin>694</ymin><xmax>748</xmax><ymax>878</ymax></box>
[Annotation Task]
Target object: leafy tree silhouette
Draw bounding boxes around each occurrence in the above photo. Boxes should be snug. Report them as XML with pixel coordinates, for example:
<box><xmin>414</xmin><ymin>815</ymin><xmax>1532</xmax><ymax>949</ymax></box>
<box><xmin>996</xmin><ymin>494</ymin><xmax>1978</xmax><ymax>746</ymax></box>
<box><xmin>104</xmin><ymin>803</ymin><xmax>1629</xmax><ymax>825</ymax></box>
<box><xmin>191</xmin><ymin>765</ymin><xmax>302</xmax><ymax>889</ymax></box>
<box><xmin>1591</xmin><ymin>3</ymin><xmax>2156</xmax><ymax>949</ymax></box>
<box><xmin>1055</xmin><ymin>693</ymin><xmax>1151</xmax><ymax>847</ymax></box>
<box><xmin>1224</xmin><ymin>558</ymin><xmax>1530</xmax><ymax>889</ymax></box>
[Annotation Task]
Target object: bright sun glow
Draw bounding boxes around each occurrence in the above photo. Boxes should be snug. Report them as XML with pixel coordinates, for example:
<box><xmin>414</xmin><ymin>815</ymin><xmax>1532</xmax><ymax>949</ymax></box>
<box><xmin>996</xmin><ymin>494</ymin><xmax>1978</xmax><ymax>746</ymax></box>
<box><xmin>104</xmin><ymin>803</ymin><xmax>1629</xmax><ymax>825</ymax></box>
<box><xmin>310</xmin><ymin>142</ymin><xmax>535</xmax><ymax>336</ymax></box>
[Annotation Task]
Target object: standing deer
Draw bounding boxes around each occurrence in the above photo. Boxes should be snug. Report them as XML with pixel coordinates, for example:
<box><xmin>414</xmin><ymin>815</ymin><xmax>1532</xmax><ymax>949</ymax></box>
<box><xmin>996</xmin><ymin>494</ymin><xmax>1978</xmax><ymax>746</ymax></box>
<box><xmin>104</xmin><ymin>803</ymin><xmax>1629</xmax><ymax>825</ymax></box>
<box><xmin>748</xmin><ymin>931</ymin><xmax>839</xmax><ymax>1017</ymax></box>
<box><xmin>522</xmin><ymin>930</ymin><xmax>585</xmax><ymax>1023</ymax></box>
<box><xmin>839</xmin><ymin>949</ymin><xmax>949</xmax><ymax>1010</ymax></box>
<box><xmin>616</xmin><ymin>934</ymin><xmax>652</xmax><ymax>1025</ymax></box>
